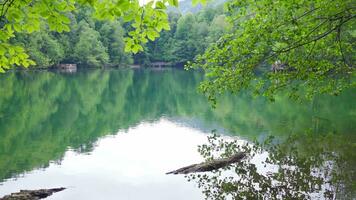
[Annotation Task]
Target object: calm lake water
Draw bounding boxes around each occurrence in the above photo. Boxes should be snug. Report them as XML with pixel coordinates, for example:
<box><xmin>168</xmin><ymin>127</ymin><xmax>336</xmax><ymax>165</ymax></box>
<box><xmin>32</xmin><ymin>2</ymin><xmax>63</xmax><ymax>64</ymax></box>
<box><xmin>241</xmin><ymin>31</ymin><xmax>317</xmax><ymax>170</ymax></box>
<box><xmin>0</xmin><ymin>69</ymin><xmax>355</xmax><ymax>199</ymax></box>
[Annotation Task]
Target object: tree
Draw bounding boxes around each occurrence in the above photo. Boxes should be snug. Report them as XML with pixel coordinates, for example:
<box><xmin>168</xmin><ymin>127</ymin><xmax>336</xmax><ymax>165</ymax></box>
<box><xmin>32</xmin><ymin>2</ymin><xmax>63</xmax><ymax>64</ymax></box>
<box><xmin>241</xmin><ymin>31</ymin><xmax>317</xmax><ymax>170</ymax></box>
<box><xmin>134</xmin><ymin>3</ymin><xmax>228</xmax><ymax>66</ymax></box>
<box><xmin>207</xmin><ymin>15</ymin><xmax>229</xmax><ymax>43</ymax></box>
<box><xmin>189</xmin><ymin>0</ymin><xmax>355</xmax><ymax>103</ymax></box>
<box><xmin>98</xmin><ymin>21</ymin><xmax>133</xmax><ymax>65</ymax></box>
<box><xmin>173</xmin><ymin>13</ymin><xmax>199</xmax><ymax>63</ymax></box>
<box><xmin>134</xmin><ymin>11</ymin><xmax>180</xmax><ymax>64</ymax></box>
<box><xmin>73</xmin><ymin>21</ymin><xmax>109</xmax><ymax>67</ymax></box>
<box><xmin>0</xmin><ymin>0</ymin><xmax>208</xmax><ymax>72</ymax></box>
<box><xmin>14</xmin><ymin>31</ymin><xmax>65</xmax><ymax>68</ymax></box>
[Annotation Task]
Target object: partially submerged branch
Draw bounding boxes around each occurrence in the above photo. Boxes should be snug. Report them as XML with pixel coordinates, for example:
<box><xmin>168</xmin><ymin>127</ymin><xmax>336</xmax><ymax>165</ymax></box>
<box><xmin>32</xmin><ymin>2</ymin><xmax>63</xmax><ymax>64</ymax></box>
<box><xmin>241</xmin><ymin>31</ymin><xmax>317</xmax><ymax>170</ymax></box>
<box><xmin>0</xmin><ymin>187</ymin><xmax>66</xmax><ymax>200</ymax></box>
<box><xmin>166</xmin><ymin>152</ymin><xmax>246</xmax><ymax>175</ymax></box>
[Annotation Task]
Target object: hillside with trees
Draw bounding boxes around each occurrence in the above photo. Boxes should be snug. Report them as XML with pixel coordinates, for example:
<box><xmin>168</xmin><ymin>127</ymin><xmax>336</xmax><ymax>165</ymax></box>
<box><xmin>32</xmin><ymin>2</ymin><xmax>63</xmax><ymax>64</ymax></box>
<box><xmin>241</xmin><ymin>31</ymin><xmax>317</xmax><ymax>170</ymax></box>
<box><xmin>11</xmin><ymin>8</ymin><xmax>132</xmax><ymax>68</ymax></box>
<box><xmin>5</xmin><ymin>0</ymin><xmax>227</xmax><ymax>69</ymax></box>
<box><xmin>134</xmin><ymin>3</ymin><xmax>229</xmax><ymax>66</ymax></box>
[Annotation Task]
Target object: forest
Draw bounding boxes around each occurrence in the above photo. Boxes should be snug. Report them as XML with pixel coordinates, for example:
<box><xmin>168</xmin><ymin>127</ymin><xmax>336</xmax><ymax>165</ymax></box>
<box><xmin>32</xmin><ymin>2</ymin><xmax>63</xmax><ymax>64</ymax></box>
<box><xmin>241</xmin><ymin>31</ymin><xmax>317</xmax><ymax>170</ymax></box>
<box><xmin>7</xmin><ymin>1</ymin><xmax>227</xmax><ymax>68</ymax></box>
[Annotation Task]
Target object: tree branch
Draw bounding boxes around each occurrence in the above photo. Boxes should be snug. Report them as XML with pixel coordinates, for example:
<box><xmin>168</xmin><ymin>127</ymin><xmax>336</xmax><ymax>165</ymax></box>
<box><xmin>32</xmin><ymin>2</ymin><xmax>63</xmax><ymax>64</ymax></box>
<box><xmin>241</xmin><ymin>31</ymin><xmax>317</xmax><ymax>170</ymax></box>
<box><xmin>275</xmin><ymin>15</ymin><xmax>355</xmax><ymax>54</ymax></box>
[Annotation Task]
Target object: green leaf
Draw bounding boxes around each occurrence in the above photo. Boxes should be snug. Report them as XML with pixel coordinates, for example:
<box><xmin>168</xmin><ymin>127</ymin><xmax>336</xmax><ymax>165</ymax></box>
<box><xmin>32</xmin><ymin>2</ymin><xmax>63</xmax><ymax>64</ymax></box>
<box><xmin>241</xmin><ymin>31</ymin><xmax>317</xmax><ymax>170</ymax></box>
<box><xmin>168</xmin><ymin>0</ymin><xmax>179</xmax><ymax>7</ymax></box>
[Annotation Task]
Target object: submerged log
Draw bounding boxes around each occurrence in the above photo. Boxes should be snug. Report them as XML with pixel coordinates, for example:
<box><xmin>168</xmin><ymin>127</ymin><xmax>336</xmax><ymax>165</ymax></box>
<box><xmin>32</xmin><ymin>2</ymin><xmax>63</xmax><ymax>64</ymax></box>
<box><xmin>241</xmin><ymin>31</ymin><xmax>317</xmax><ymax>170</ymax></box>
<box><xmin>0</xmin><ymin>187</ymin><xmax>65</xmax><ymax>200</ymax></box>
<box><xmin>166</xmin><ymin>152</ymin><xmax>245</xmax><ymax>175</ymax></box>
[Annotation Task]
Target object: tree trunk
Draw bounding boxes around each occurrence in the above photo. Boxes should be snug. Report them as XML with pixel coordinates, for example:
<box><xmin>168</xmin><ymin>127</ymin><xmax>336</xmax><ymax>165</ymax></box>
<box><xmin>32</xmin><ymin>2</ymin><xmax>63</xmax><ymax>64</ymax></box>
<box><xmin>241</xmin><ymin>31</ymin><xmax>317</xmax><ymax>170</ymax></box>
<box><xmin>0</xmin><ymin>188</ymin><xmax>65</xmax><ymax>200</ymax></box>
<box><xmin>166</xmin><ymin>152</ymin><xmax>245</xmax><ymax>175</ymax></box>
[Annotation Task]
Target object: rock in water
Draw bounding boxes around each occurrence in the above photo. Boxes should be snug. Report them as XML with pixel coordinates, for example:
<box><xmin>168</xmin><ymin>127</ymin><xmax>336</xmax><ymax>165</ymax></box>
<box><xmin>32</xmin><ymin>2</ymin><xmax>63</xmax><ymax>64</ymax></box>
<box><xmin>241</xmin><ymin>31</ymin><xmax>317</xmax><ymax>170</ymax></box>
<box><xmin>0</xmin><ymin>188</ymin><xmax>66</xmax><ymax>200</ymax></box>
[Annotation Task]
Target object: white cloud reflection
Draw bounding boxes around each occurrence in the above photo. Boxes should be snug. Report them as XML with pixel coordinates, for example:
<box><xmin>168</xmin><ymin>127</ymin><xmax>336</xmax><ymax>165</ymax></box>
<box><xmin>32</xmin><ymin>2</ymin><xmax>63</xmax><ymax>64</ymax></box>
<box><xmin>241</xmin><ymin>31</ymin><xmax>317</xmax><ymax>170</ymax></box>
<box><xmin>0</xmin><ymin>119</ymin><xmax>209</xmax><ymax>200</ymax></box>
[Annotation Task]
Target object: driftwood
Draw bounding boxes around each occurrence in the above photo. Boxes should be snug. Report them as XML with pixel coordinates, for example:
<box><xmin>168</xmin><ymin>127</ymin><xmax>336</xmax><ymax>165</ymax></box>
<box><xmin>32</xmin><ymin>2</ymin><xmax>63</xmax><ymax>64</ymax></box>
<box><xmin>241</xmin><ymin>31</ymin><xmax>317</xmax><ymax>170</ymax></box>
<box><xmin>0</xmin><ymin>188</ymin><xmax>65</xmax><ymax>200</ymax></box>
<box><xmin>166</xmin><ymin>152</ymin><xmax>245</xmax><ymax>175</ymax></box>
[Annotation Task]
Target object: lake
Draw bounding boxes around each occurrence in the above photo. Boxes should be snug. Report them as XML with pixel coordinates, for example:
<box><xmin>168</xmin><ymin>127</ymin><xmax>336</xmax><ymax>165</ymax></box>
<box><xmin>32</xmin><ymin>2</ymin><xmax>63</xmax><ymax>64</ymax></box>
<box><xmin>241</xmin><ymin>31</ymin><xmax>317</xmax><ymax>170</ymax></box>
<box><xmin>0</xmin><ymin>69</ymin><xmax>355</xmax><ymax>199</ymax></box>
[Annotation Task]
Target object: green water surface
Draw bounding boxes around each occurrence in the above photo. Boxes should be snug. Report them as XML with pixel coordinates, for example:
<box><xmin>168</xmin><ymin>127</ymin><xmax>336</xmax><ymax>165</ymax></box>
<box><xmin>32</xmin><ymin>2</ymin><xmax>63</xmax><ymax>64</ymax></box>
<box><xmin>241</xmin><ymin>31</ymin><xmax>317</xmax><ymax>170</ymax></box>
<box><xmin>0</xmin><ymin>69</ymin><xmax>354</xmax><ymax>199</ymax></box>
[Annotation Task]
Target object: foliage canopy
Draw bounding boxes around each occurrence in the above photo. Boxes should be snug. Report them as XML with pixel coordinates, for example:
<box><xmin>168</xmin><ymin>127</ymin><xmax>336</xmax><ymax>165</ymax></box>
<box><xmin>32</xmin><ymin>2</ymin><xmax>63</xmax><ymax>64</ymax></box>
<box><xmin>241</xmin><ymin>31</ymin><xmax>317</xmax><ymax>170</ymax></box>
<box><xmin>136</xmin><ymin>6</ymin><xmax>229</xmax><ymax>66</ymax></box>
<box><xmin>189</xmin><ymin>0</ymin><xmax>355</xmax><ymax>102</ymax></box>
<box><xmin>0</xmin><ymin>0</ymin><xmax>207</xmax><ymax>72</ymax></box>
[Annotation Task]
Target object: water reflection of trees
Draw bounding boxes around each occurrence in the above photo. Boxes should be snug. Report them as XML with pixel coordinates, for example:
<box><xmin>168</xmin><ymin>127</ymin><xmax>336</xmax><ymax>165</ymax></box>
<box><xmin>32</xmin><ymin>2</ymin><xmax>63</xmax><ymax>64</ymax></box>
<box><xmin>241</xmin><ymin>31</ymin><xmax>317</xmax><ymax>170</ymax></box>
<box><xmin>0</xmin><ymin>69</ymin><xmax>354</xmax><ymax>184</ymax></box>
<box><xmin>186</xmin><ymin>133</ymin><xmax>356</xmax><ymax>199</ymax></box>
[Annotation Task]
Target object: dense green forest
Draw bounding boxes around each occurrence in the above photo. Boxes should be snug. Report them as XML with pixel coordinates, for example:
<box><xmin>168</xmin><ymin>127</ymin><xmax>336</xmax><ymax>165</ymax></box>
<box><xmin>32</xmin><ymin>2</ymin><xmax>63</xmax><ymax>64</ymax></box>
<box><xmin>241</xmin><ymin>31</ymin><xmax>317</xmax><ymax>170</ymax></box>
<box><xmin>11</xmin><ymin>8</ymin><xmax>131</xmax><ymax>68</ymax></box>
<box><xmin>7</xmin><ymin>1</ymin><xmax>227</xmax><ymax>68</ymax></box>
<box><xmin>1</xmin><ymin>0</ymin><xmax>354</xmax><ymax>101</ymax></box>
<box><xmin>2</xmin><ymin>0</ymin><xmax>354</xmax><ymax>101</ymax></box>
<box><xmin>135</xmin><ymin>4</ymin><xmax>228</xmax><ymax>66</ymax></box>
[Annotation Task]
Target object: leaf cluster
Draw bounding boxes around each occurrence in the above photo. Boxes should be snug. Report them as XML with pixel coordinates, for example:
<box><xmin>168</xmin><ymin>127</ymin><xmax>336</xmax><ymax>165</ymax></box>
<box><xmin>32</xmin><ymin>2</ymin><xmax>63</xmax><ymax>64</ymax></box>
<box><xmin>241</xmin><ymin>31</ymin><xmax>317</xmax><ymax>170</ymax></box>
<box><xmin>0</xmin><ymin>0</ymin><xmax>208</xmax><ymax>71</ymax></box>
<box><xmin>189</xmin><ymin>0</ymin><xmax>356</xmax><ymax>102</ymax></box>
